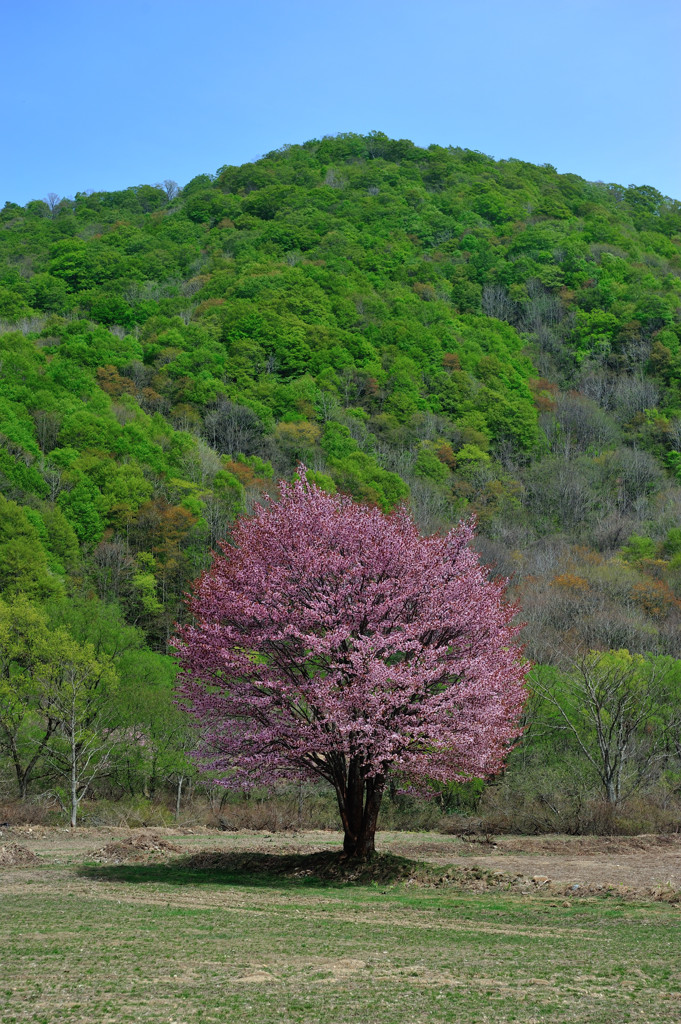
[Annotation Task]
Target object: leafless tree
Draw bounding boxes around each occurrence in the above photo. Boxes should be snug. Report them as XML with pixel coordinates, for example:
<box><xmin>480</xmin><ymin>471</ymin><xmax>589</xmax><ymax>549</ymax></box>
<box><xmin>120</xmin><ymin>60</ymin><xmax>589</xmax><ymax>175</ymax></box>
<box><xmin>122</xmin><ymin>360</ymin><xmax>151</xmax><ymax>390</ymax></box>
<box><xmin>317</xmin><ymin>388</ymin><xmax>340</xmax><ymax>423</ymax></box>
<box><xmin>44</xmin><ymin>193</ymin><xmax>60</xmax><ymax>217</ymax></box>
<box><xmin>201</xmin><ymin>492</ymin><xmax>244</xmax><ymax>551</ymax></box>
<box><xmin>665</xmin><ymin>417</ymin><xmax>681</xmax><ymax>451</ymax></box>
<box><xmin>111</xmin><ymin>403</ymin><xmax>138</xmax><ymax>427</ymax></box>
<box><xmin>524</xmin><ymin>458</ymin><xmax>597</xmax><ymax>528</ymax></box>
<box><xmin>612</xmin><ymin>375</ymin><xmax>659</xmax><ymax>422</ymax></box>
<box><xmin>203</xmin><ymin>399</ymin><xmax>265</xmax><ymax>457</ymax></box>
<box><xmin>545</xmin><ymin>392</ymin><xmax>620</xmax><ymax>457</ymax></box>
<box><xmin>408</xmin><ymin>477</ymin><xmax>452</xmax><ymax>536</ymax></box>
<box><xmin>41</xmin><ymin>464</ymin><xmax>64</xmax><ymax>502</ymax></box>
<box><xmin>578</xmin><ymin>367</ymin><xmax>619</xmax><ymax>410</ymax></box>
<box><xmin>90</xmin><ymin>540</ymin><xmax>135</xmax><ymax>601</ymax></box>
<box><xmin>590</xmin><ymin>511</ymin><xmax>637</xmax><ymax>552</ymax></box>
<box><xmin>612</xmin><ymin>448</ymin><xmax>664</xmax><ymax>513</ymax></box>
<box><xmin>482</xmin><ymin>283</ymin><xmax>515</xmax><ymax>322</ymax></box>
<box><xmin>324</xmin><ymin>168</ymin><xmax>346</xmax><ymax>189</ymax></box>
<box><xmin>522</xmin><ymin>279</ymin><xmax>563</xmax><ymax>332</ymax></box>
<box><xmin>160</xmin><ymin>180</ymin><xmax>180</xmax><ymax>201</ymax></box>
<box><xmin>32</xmin><ymin>409</ymin><xmax>61</xmax><ymax>452</ymax></box>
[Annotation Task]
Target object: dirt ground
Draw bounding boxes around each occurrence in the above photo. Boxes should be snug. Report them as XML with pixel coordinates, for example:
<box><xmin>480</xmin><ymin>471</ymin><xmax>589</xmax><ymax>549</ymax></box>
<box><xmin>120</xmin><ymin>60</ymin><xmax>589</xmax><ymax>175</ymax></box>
<box><xmin>386</xmin><ymin>832</ymin><xmax>681</xmax><ymax>892</ymax></box>
<box><xmin>2</xmin><ymin>824</ymin><xmax>680</xmax><ymax>893</ymax></box>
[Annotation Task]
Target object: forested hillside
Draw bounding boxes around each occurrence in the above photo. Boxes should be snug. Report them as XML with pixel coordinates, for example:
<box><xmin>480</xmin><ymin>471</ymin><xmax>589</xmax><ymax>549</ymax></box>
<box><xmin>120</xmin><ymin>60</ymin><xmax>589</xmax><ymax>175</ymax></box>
<box><xmin>2</xmin><ymin>132</ymin><xmax>681</xmax><ymax>830</ymax></box>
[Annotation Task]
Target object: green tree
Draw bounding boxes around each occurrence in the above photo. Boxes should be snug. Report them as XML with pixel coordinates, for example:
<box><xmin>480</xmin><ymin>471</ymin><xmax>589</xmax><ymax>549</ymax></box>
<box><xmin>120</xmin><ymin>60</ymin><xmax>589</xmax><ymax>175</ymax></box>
<box><xmin>40</xmin><ymin>635</ymin><xmax>118</xmax><ymax>826</ymax></box>
<box><xmin>533</xmin><ymin>651</ymin><xmax>681</xmax><ymax>805</ymax></box>
<box><xmin>0</xmin><ymin>597</ymin><xmax>59</xmax><ymax>798</ymax></box>
<box><xmin>0</xmin><ymin>496</ymin><xmax>60</xmax><ymax>599</ymax></box>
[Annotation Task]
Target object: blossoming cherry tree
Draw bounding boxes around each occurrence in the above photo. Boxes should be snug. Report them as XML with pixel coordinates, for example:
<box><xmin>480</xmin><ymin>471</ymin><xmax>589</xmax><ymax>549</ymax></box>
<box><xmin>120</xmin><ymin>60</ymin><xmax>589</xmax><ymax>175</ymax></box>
<box><xmin>176</xmin><ymin>473</ymin><xmax>527</xmax><ymax>857</ymax></box>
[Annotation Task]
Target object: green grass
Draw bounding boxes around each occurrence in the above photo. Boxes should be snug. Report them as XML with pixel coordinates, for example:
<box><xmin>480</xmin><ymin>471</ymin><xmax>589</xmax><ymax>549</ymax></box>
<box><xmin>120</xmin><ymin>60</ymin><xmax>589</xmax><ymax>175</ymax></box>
<box><xmin>1</xmin><ymin>858</ymin><xmax>679</xmax><ymax>1023</ymax></box>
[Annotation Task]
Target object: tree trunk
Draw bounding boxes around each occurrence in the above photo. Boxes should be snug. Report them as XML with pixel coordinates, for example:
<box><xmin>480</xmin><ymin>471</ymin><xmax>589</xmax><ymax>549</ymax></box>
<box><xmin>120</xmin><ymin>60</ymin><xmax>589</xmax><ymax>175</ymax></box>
<box><xmin>70</xmin><ymin>740</ymin><xmax>78</xmax><ymax>828</ymax></box>
<box><xmin>175</xmin><ymin>775</ymin><xmax>184</xmax><ymax>820</ymax></box>
<box><xmin>339</xmin><ymin>770</ymin><xmax>385</xmax><ymax>859</ymax></box>
<box><xmin>7</xmin><ymin>735</ymin><xmax>26</xmax><ymax>799</ymax></box>
<box><xmin>8</xmin><ymin>723</ymin><xmax>57</xmax><ymax>801</ymax></box>
<box><xmin>70</xmin><ymin>710</ymin><xmax>79</xmax><ymax>828</ymax></box>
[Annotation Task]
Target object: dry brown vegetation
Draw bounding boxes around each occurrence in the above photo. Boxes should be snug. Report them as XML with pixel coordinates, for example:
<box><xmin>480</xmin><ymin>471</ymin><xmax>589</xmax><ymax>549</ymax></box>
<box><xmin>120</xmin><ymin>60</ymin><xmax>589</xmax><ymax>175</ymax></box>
<box><xmin>0</xmin><ymin>842</ymin><xmax>38</xmax><ymax>867</ymax></box>
<box><xmin>88</xmin><ymin>833</ymin><xmax>183</xmax><ymax>864</ymax></box>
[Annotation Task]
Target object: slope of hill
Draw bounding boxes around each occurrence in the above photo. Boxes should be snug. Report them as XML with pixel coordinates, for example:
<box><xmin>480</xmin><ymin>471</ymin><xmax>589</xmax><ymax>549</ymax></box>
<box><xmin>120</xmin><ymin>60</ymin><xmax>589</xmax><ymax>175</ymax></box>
<box><xmin>2</xmin><ymin>132</ymin><xmax>681</xmax><ymax>826</ymax></box>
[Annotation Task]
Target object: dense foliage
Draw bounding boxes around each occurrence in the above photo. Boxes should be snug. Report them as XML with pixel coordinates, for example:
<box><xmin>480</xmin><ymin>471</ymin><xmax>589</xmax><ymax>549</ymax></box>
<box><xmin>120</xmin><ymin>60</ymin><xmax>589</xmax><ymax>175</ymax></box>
<box><xmin>1</xmin><ymin>132</ymin><xmax>681</xmax><ymax>827</ymax></box>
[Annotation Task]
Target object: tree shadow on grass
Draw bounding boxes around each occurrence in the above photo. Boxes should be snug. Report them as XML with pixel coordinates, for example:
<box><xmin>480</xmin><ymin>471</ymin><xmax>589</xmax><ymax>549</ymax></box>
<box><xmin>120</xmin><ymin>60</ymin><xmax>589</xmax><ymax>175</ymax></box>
<box><xmin>78</xmin><ymin>850</ymin><xmax>433</xmax><ymax>890</ymax></box>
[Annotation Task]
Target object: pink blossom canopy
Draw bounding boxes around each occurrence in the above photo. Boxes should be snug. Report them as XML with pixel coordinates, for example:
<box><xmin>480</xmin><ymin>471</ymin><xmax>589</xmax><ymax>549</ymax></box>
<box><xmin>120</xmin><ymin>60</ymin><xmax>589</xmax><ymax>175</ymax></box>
<box><xmin>176</xmin><ymin>472</ymin><xmax>528</xmax><ymax>790</ymax></box>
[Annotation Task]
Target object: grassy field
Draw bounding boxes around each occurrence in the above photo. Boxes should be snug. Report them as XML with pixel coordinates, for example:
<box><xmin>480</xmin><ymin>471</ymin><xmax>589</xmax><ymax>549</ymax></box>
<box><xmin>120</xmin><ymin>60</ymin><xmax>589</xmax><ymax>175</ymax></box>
<box><xmin>1</xmin><ymin>834</ymin><xmax>680</xmax><ymax>1023</ymax></box>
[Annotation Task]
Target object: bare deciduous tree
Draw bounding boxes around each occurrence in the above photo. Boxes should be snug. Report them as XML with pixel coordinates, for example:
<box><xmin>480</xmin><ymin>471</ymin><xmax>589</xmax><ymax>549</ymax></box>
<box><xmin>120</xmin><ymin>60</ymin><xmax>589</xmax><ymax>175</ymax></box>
<box><xmin>482</xmin><ymin>283</ymin><xmax>515</xmax><ymax>322</ymax></box>
<box><xmin>548</xmin><ymin>392</ymin><xmax>620</xmax><ymax>457</ymax></box>
<box><xmin>32</xmin><ymin>409</ymin><xmax>61</xmax><ymax>453</ymax></box>
<box><xmin>44</xmin><ymin>192</ymin><xmax>60</xmax><ymax>217</ymax></box>
<box><xmin>612</xmin><ymin>375</ymin><xmax>659</xmax><ymax>422</ymax></box>
<box><xmin>203</xmin><ymin>399</ymin><xmax>265</xmax><ymax>457</ymax></box>
<box><xmin>161</xmin><ymin>180</ymin><xmax>180</xmax><ymax>201</ymax></box>
<box><xmin>90</xmin><ymin>540</ymin><xmax>135</xmax><ymax>601</ymax></box>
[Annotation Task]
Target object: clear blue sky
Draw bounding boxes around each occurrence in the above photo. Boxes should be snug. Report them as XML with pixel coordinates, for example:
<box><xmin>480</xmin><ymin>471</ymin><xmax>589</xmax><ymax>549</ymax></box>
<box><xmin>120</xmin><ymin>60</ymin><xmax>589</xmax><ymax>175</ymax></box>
<box><xmin>2</xmin><ymin>0</ymin><xmax>679</xmax><ymax>206</ymax></box>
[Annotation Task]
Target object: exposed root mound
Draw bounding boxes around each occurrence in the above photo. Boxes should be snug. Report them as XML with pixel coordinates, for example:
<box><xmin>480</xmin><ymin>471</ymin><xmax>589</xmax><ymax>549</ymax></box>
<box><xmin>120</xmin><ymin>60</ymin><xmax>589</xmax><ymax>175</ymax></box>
<box><xmin>90</xmin><ymin>833</ymin><xmax>182</xmax><ymax>864</ymax></box>
<box><xmin>173</xmin><ymin>849</ymin><xmax>681</xmax><ymax>903</ymax></box>
<box><xmin>421</xmin><ymin>864</ymin><xmax>681</xmax><ymax>905</ymax></box>
<box><xmin>501</xmin><ymin>833</ymin><xmax>681</xmax><ymax>855</ymax></box>
<box><xmin>0</xmin><ymin>843</ymin><xmax>39</xmax><ymax>867</ymax></box>
<box><xmin>179</xmin><ymin>850</ymin><xmax>425</xmax><ymax>884</ymax></box>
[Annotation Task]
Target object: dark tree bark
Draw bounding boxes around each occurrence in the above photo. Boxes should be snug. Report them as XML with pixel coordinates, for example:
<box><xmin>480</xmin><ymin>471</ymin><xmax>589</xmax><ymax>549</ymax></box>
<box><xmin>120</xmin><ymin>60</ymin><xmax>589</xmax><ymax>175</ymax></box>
<box><xmin>3</xmin><ymin>719</ymin><xmax>58</xmax><ymax>800</ymax></box>
<box><xmin>334</xmin><ymin>759</ymin><xmax>385</xmax><ymax>858</ymax></box>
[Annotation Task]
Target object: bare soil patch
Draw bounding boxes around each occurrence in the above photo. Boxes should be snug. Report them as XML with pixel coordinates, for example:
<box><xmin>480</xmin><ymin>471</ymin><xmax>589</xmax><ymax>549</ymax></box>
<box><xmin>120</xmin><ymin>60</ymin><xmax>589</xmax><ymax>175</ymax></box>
<box><xmin>76</xmin><ymin>845</ymin><xmax>681</xmax><ymax>906</ymax></box>
<box><xmin>0</xmin><ymin>842</ymin><xmax>39</xmax><ymax>867</ymax></box>
<box><xmin>384</xmin><ymin>831</ymin><xmax>681</xmax><ymax>894</ymax></box>
<box><xmin>89</xmin><ymin>832</ymin><xmax>182</xmax><ymax>863</ymax></box>
<box><xmin>499</xmin><ymin>832</ymin><xmax>681</xmax><ymax>855</ymax></box>
<box><xmin>3</xmin><ymin>825</ymin><xmax>681</xmax><ymax>898</ymax></box>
